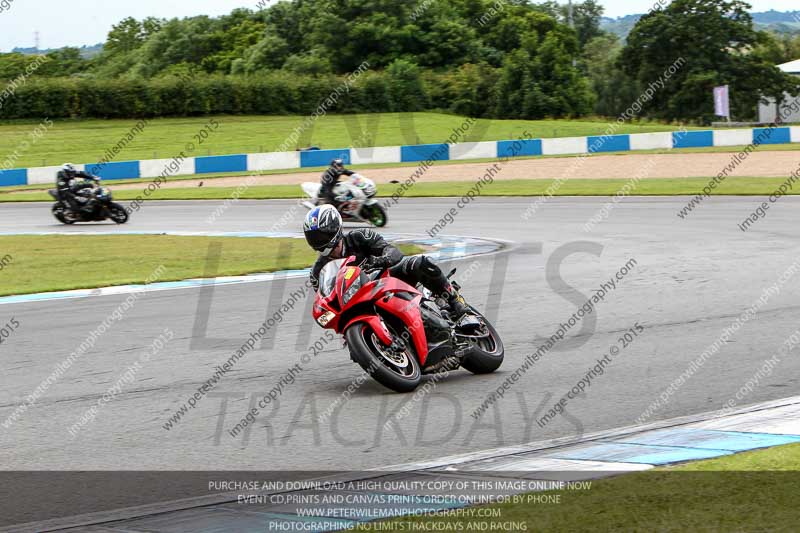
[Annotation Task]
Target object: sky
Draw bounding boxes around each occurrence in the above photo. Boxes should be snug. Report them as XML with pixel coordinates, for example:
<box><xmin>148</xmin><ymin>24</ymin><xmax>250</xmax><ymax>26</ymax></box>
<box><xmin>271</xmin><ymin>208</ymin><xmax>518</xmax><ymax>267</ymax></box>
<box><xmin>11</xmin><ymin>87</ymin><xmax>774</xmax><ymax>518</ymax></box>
<box><xmin>0</xmin><ymin>0</ymin><xmax>797</xmax><ymax>52</ymax></box>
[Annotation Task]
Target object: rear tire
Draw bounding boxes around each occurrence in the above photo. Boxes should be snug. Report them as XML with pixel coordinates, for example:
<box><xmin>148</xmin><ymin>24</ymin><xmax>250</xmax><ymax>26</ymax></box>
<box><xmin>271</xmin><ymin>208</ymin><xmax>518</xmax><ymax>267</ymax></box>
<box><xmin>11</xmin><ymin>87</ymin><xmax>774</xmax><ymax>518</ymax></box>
<box><xmin>345</xmin><ymin>323</ymin><xmax>420</xmax><ymax>393</ymax></box>
<box><xmin>362</xmin><ymin>204</ymin><xmax>387</xmax><ymax>227</ymax></box>
<box><xmin>108</xmin><ymin>203</ymin><xmax>129</xmax><ymax>224</ymax></box>
<box><xmin>460</xmin><ymin>308</ymin><xmax>504</xmax><ymax>374</ymax></box>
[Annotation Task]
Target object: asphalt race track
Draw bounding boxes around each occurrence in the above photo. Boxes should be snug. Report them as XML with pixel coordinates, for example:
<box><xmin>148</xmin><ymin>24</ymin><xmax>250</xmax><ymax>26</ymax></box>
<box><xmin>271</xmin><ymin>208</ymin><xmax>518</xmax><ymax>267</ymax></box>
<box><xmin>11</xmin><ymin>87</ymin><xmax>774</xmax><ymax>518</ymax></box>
<box><xmin>2</xmin><ymin>196</ymin><xmax>800</xmax><ymax>478</ymax></box>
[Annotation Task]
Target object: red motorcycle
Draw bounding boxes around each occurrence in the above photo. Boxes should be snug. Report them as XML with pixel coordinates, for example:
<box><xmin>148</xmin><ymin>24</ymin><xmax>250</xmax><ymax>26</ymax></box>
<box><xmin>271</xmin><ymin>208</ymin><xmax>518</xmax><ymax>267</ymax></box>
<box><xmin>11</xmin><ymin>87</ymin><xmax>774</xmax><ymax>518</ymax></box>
<box><xmin>312</xmin><ymin>256</ymin><xmax>504</xmax><ymax>392</ymax></box>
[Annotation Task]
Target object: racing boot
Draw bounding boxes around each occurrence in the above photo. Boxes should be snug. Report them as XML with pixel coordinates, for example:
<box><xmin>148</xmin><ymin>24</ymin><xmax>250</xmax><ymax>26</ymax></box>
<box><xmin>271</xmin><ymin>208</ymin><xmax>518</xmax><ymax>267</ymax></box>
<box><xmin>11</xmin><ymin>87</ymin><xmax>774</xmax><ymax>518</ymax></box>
<box><xmin>441</xmin><ymin>284</ymin><xmax>469</xmax><ymax>322</ymax></box>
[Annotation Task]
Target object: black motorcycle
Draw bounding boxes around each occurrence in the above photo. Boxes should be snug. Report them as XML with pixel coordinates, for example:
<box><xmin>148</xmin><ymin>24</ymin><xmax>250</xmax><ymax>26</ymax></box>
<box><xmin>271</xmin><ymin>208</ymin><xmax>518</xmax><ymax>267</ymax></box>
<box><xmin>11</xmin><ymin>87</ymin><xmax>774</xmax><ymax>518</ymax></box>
<box><xmin>48</xmin><ymin>186</ymin><xmax>129</xmax><ymax>225</ymax></box>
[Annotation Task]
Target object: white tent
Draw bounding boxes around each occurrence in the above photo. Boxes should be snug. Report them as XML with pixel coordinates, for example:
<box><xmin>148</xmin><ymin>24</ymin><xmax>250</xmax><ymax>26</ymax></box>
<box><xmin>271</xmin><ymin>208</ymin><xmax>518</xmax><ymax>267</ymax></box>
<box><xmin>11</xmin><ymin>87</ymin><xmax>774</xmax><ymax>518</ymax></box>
<box><xmin>778</xmin><ymin>59</ymin><xmax>800</xmax><ymax>75</ymax></box>
<box><xmin>758</xmin><ymin>59</ymin><xmax>800</xmax><ymax>123</ymax></box>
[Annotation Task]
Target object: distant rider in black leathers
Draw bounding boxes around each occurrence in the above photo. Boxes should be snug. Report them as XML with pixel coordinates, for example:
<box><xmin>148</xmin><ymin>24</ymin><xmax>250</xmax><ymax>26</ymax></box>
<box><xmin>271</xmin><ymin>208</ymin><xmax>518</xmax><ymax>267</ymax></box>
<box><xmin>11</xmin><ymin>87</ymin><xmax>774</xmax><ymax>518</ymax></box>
<box><xmin>56</xmin><ymin>163</ymin><xmax>100</xmax><ymax>213</ymax></box>
<box><xmin>319</xmin><ymin>158</ymin><xmax>354</xmax><ymax>209</ymax></box>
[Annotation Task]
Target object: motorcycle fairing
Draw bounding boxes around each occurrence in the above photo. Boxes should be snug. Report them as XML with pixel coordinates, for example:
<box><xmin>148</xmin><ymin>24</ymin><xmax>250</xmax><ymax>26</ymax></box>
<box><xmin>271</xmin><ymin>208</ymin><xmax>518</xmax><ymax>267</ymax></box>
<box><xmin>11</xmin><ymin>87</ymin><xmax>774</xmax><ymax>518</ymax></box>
<box><xmin>316</xmin><ymin>257</ymin><xmax>431</xmax><ymax>364</ymax></box>
<box><xmin>375</xmin><ymin>291</ymin><xmax>429</xmax><ymax>364</ymax></box>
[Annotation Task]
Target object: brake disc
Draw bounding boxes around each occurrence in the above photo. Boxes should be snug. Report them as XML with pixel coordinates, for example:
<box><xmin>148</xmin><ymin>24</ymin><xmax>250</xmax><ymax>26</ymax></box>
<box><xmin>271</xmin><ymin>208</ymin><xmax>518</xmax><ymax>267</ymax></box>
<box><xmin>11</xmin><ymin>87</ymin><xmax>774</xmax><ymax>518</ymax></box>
<box><xmin>372</xmin><ymin>333</ymin><xmax>410</xmax><ymax>368</ymax></box>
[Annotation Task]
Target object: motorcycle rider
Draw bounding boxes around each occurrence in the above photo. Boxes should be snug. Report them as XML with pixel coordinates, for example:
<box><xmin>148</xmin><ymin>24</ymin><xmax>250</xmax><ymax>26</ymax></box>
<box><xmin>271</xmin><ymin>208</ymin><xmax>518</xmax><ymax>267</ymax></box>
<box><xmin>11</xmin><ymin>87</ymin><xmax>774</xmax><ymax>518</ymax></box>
<box><xmin>56</xmin><ymin>163</ymin><xmax>100</xmax><ymax>213</ymax></box>
<box><xmin>319</xmin><ymin>158</ymin><xmax>354</xmax><ymax>210</ymax></box>
<box><xmin>304</xmin><ymin>205</ymin><xmax>469</xmax><ymax>320</ymax></box>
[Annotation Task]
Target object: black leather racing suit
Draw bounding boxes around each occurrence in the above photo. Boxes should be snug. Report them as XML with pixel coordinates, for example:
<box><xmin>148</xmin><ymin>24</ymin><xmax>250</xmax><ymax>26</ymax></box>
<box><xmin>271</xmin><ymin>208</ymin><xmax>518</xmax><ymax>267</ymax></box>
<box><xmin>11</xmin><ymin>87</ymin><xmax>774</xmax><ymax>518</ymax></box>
<box><xmin>319</xmin><ymin>165</ymin><xmax>354</xmax><ymax>206</ymax></box>
<box><xmin>56</xmin><ymin>171</ymin><xmax>98</xmax><ymax>212</ymax></box>
<box><xmin>310</xmin><ymin>229</ymin><xmax>452</xmax><ymax>298</ymax></box>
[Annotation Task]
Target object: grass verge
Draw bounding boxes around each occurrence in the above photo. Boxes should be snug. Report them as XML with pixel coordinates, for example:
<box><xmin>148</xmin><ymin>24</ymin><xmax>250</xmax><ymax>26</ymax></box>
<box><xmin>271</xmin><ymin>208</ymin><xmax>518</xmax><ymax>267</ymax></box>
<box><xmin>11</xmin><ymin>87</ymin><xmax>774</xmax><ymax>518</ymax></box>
<box><xmin>351</xmin><ymin>443</ymin><xmax>800</xmax><ymax>532</ymax></box>
<box><xmin>1</xmin><ymin>177</ymin><xmax>796</xmax><ymax>203</ymax></box>
<box><xmin>0</xmin><ymin>235</ymin><xmax>421</xmax><ymax>297</ymax></box>
<box><xmin>0</xmin><ymin>113</ymin><xmax>701</xmax><ymax>169</ymax></box>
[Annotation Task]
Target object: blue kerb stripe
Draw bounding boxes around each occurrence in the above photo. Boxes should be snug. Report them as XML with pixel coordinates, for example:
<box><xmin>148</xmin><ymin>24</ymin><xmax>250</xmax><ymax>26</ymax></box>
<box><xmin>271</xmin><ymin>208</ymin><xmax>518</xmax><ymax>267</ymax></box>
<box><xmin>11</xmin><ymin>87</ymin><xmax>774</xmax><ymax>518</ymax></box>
<box><xmin>498</xmin><ymin>139</ymin><xmax>542</xmax><ymax>158</ymax></box>
<box><xmin>754</xmin><ymin>127</ymin><xmax>792</xmax><ymax>145</ymax></box>
<box><xmin>300</xmin><ymin>149</ymin><xmax>351</xmax><ymax>168</ymax></box>
<box><xmin>0</xmin><ymin>168</ymin><xmax>27</xmax><ymax>186</ymax></box>
<box><xmin>547</xmin><ymin>442</ymin><xmax>732</xmax><ymax>465</ymax></box>
<box><xmin>195</xmin><ymin>154</ymin><xmax>247</xmax><ymax>174</ymax></box>
<box><xmin>675</xmin><ymin>130</ymin><xmax>713</xmax><ymax>148</ymax></box>
<box><xmin>401</xmin><ymin>143</ymin><xmax>450</xmax><ymax>163</ymax></box>
<box><xmin>612</xmin><ymin>428</ymin><xmax>800</xmax><ymax>453</ymax></box>
<box><xmin>588</xmin><ymin>134</ymin><xmax>630</xmax><ymax>153</ymax></box>
<box><xmin>85</xmin><ymin>160</ymin><xmax>140</xmax><ymax>181</ymax></box>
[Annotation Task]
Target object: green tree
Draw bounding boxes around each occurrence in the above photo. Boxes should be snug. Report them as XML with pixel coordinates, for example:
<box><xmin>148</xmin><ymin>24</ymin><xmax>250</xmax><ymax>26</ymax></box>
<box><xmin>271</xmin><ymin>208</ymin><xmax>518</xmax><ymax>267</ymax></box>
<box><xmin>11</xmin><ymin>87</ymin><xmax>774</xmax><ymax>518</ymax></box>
<box><xmin>386</xmin><ymin>59</ymin><xmax>429</xmax><ymax>111</ymax></box>
<box><xmin>0</xmin><ymin>0</ymin><xmax>607</xmax><ymax>120</ymax></box>
<box><xmin>313</xmin><ymin>1</ymin><xmax>413</xmax><ymax>72</ymax></box>
<box><xmin>106</xmin><ymin>17</ymin><xmax>162</xmax><ymax>55</ymax></box>
<box><xmin>129</xmin><ymin>17</ymin><xmax>223</xmax><ymax>77</ymax></box>
<box><xmin>0</xmin><ymin>53</ymin><xmax>34</xmax><ymax>80</ymax></box>
<box><xmin>753</xmin><ymin>31</ymin><xmax>800</xmax><ymax>65</ymax></box>
<box><xmin>494</xmin><ymin>26</ymin><xmax>594</xmax><ymax>119</ymax></box>
<box><xmin>106</xmin><ymin>17</ymin><xmax>145</xmax><ymax>55</ymax></box>
<box><xmin>202</xmin><ymin>18</ymin><xmax>267</xmax><ymax>73</ymax></box>
<box><xmin>429</xmin><ymin>62</ymin><xmax>500</xmax><ymax>117</ymax></box>
<box><xmin>621</xmin><ymin>0</ymin><xmax>799</xmax><ymax>122</ymax></box>
<box><xmin>283</xmin><ymin>51</ymin><xmax>333</xmax><ymax>76</ymax></box>
<box><xmin>39</xmin><ymin>48</ymin><xmax>86</xmax><ymax>77</ymax></box>
<box><xmin>540</xmin><ymin>0</ymin><xmax>606</xmax><ymax>49</ymax></box>
<box><xmin>482</xmin><ymin>7</ymin><xmax>558</xmax><ymax>56</ymax></box>
<box><xmin>237</xmin><ymin>34</ymin><xmax>291</xmax><ymax>73</ymax></box>
<box><xmin>582</xmin><ymin>34</ymin><xmax>638</xmax><ymax>117</ymax></box>
<box><xmin>410</xmin><ymin>3</ymin><xmax>480</xmax><ymax>67</ymax></box>
<box><xmin>570</xmin><ymin>0</ymin><xmax>606</xmax><ymax>50</ymax></box>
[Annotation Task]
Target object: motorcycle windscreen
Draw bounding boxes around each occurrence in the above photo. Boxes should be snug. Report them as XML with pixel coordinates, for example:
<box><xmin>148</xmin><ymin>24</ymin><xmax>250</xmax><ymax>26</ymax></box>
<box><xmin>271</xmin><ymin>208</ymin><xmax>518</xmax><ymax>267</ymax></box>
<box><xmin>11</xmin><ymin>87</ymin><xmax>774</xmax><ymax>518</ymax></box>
<box><xmin>318</xmin><ymin>258</ymin><xmax>348</xmax><ymax>298</ymax></box>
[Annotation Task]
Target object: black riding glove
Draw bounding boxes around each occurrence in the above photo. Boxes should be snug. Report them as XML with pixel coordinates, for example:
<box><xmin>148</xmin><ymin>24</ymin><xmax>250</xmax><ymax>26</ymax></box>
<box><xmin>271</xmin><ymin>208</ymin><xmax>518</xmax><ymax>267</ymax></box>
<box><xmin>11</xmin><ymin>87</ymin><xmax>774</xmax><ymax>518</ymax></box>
<box><xmin>363</xmin><ymin>256</ymin><xmax>392</xmax><ymax>271</ymax></box>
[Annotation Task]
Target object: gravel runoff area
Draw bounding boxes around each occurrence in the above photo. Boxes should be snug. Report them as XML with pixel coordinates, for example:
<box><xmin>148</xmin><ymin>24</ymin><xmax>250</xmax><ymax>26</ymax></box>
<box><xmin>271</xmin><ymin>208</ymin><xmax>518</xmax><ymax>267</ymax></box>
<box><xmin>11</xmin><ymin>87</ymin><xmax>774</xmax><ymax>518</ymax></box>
<box><xmin>104</xmin><ymin>150</ymin><xmax>800</xmax><ymax>191</ymax></box>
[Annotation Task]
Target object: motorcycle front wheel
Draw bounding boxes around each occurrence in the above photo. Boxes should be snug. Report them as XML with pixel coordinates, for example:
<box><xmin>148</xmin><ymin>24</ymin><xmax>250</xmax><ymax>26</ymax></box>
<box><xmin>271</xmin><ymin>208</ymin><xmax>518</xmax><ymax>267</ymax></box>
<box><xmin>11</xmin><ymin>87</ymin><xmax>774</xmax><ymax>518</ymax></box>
<box><xmin>107</xmin><ymin>202</ymin><xmax>129</xmax><ymax>224</ymax></box>
<box><xmin>52</xmin><ymin>203</ymin><xmax>74</xmax><ymax>225</ymax></box>
<box><xmin>345</xmin><ymin>323</ymin><xmax>420</xmax><ymax>393</ymax></box>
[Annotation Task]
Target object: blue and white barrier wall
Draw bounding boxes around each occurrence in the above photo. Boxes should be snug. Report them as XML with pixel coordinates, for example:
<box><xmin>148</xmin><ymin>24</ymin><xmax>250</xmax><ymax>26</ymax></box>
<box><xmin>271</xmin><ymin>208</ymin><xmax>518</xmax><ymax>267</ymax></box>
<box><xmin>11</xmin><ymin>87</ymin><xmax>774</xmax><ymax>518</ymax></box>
<box><xmin>2</xmin><ymin>126</ymin><xmax>799</xmax><ymax>187</ymax></box>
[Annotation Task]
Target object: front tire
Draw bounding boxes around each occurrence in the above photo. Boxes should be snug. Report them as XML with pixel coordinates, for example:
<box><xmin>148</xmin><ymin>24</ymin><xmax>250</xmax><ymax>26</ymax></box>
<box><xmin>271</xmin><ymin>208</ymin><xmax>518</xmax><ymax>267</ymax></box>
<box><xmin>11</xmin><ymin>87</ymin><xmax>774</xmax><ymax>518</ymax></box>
<box><xmin>345</xmin><ymin>323</ymin><xmax>421</xmax><ymax>393</ymax></box>
<box><xmin>108</xmin><ymin>203</ymin><xmax>129</xmax><ymax>224</ymax></box>
<box><xmin>460</xmin><ymin>308</ymin><xmax>504</xmax><ymax>374</ymax></box>
<box><xmin>52</xmin><ymin>204</ymin><xmax>73</xmax><ymax>225</ymax></box>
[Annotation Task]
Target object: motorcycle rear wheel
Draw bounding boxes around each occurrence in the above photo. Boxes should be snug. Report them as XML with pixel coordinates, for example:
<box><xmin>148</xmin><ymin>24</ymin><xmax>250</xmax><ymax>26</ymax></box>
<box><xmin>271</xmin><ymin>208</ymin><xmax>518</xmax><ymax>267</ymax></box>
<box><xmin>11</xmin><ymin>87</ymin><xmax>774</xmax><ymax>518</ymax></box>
<box><xmin>345</xmin><ymin>323</ymin><xmax>421</xmax><ymax>393</ymax></box>
<box><xmin>460</xmin><ymin>308</ymin><xmax>505</xmax><ymax>374</ymax></box>
<box><xmin>361</xmin><ymin>204</ymin><xmax>388</xmax><ymax>227</ymax></box>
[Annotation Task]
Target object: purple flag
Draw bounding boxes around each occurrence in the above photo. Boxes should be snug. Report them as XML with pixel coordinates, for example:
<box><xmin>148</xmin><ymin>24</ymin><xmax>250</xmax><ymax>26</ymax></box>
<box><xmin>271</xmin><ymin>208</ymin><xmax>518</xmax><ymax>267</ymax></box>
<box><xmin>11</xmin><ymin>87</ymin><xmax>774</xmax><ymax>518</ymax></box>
<box><xmin>714</xmin><ymin>85</ymin><xmax>730</xmax><ymax>117</ymax></box>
